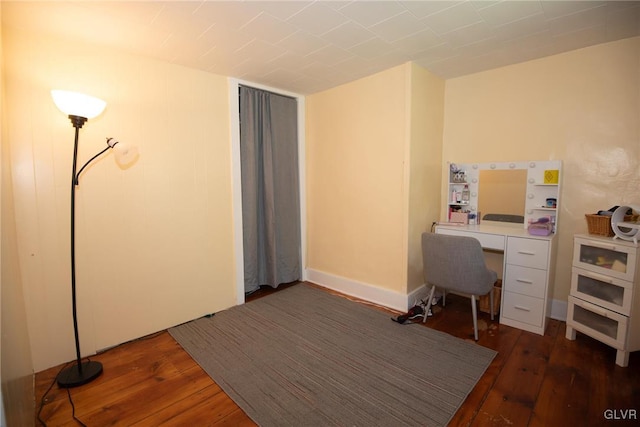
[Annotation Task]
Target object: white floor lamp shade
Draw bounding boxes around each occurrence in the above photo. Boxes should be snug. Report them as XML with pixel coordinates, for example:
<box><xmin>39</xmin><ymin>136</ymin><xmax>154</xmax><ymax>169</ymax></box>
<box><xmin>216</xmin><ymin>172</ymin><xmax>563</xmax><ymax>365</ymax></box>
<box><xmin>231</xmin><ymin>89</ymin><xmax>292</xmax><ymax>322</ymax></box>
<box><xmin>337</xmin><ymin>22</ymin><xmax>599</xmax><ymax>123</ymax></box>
<box><xmin>51</xmin><ymin>90</ymin><xmax>106</xmax><ymax>119</ymax></box>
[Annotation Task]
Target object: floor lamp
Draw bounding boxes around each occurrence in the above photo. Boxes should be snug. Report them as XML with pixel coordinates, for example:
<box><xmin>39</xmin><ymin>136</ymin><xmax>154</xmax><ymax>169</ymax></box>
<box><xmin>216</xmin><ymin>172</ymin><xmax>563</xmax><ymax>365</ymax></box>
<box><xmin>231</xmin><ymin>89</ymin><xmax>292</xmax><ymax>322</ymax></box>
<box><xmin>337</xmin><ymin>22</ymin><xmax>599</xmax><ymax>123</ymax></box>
<box><xmin>51</xmin><ymin>90</ymin><xmax>138</xmax><ymax>388</ymax></box>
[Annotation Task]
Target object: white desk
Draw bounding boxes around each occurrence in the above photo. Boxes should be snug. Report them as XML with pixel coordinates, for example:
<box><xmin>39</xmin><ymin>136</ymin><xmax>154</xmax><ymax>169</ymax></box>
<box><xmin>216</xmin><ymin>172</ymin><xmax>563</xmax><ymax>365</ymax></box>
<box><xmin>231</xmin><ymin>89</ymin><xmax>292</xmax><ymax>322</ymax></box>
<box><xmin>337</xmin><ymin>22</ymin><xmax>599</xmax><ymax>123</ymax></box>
<box><xmin>435</xmin><ymin>222</ymin><xmax>557</xmax><ymax>335</ymax></box>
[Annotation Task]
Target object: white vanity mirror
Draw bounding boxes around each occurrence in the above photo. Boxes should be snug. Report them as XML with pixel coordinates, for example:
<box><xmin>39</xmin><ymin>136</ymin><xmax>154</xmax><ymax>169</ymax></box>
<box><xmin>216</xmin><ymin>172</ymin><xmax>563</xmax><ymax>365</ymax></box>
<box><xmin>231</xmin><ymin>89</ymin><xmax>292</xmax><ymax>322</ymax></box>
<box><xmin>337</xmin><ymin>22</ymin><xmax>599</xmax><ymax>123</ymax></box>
<box><xmin>478</xmin><ymin>169</ymin><xmax>527</xmax><ymax>221</ymax></box>
<box><xmin>447</xmin><ymin>160</ymin><xmax>561</xmax><ymax>230</ymax></box>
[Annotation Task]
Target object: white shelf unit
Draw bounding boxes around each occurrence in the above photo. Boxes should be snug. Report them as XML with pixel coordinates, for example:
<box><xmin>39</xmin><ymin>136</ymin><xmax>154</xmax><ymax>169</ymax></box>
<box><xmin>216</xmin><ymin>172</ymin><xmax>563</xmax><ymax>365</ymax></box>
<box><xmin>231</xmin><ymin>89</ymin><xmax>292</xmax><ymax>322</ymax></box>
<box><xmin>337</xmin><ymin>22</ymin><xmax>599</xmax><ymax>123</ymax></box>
<box><xmin>566</xmin><ymin>234</ymin><xmax>640</xmax><ymax>367</ymax></box>
<box><xmin>446</xmin><ymin>169</ymin><xmax>471</xmax><ymax>221</ymax></box>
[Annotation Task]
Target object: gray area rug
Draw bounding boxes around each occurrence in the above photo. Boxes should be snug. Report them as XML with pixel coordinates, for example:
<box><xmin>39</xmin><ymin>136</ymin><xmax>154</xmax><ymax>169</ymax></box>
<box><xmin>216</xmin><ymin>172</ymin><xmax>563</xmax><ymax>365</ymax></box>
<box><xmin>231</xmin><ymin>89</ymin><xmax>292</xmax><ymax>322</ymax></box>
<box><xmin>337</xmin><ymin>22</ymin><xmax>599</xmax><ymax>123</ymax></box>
<box><xmin>169</xmin><ymin>284</ymin><xmax>496</xmax><ymax>426</ymax></box>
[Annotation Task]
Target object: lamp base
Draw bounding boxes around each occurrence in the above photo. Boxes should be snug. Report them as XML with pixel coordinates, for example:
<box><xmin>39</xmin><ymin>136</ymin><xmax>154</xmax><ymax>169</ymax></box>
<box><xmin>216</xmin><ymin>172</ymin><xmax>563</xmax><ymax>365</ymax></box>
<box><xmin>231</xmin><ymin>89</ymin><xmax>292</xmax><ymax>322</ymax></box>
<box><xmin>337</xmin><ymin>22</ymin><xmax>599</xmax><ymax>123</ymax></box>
<box><xmin>56</xmin><ymin>360</ymin><xmax>103</xmax><ymax>388</ymax></box>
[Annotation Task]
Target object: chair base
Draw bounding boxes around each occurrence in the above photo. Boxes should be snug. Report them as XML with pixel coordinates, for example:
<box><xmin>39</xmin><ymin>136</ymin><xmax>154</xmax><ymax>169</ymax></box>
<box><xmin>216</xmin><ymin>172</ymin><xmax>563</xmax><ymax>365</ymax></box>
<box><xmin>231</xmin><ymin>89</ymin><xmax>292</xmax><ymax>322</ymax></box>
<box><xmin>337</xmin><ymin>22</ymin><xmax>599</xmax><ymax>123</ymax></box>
<box><xmin>422</xmin><ymin>284</ymin><xmax>494</xmax><ymax>341</ymax></box>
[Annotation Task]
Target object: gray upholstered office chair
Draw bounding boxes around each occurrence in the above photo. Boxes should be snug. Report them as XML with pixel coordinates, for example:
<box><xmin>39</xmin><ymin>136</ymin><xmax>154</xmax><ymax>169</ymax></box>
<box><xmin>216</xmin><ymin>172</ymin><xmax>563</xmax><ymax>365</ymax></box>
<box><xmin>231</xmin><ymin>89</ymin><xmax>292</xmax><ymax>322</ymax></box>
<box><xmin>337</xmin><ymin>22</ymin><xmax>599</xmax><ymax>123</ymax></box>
<box><xmin>421</xmin><ymin>232</ymin><xmax>498</xmax><ymax>340</ymax></box>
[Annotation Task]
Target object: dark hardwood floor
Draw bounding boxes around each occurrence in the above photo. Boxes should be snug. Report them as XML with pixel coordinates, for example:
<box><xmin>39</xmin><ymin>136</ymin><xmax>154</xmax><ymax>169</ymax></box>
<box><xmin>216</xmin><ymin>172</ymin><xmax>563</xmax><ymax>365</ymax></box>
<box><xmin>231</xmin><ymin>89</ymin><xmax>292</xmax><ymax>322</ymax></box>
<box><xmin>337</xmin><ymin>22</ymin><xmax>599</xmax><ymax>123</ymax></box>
<box><xmin>35</xmin><ymin>282</ymin><xmax>640</xmax><ymax>426</ymax></box>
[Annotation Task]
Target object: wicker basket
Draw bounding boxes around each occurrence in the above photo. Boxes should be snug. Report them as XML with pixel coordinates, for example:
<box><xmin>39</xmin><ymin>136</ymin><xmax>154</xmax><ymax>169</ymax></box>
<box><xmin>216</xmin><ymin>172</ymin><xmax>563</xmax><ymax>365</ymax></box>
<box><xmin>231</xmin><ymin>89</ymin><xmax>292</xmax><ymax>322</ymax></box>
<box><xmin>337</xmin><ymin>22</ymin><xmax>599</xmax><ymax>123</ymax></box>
<box><xmin>479</xmin><ymin>279</ymin><xmax>501</xmax><ymax>314</ymax></box>
<box><xmin>585</xmin><ymin>214</ymin><xmax>638</xmax><ymax>237</ymax></box>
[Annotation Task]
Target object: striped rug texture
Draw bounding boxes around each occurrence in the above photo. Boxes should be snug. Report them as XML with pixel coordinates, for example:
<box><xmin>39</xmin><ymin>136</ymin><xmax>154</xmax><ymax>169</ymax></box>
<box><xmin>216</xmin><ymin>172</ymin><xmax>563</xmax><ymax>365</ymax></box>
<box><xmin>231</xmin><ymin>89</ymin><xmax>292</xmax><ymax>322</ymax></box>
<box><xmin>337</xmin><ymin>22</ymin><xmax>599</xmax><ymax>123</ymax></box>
<box><xmin>169</xmin><ymin>284</ymin><xmax>496</xmax><ymax>426</ymax></box>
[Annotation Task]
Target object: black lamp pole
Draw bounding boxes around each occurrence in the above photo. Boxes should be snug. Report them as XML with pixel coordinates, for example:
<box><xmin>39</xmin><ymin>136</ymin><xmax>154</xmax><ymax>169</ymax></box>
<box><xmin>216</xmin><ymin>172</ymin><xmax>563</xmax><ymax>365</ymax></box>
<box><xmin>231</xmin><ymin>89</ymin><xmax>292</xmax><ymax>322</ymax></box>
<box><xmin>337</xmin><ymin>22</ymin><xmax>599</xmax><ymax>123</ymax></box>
<box><xmin>56</xmin><ymin>114</ymin><xmax>105</xmax><ymax>388</ymax></box>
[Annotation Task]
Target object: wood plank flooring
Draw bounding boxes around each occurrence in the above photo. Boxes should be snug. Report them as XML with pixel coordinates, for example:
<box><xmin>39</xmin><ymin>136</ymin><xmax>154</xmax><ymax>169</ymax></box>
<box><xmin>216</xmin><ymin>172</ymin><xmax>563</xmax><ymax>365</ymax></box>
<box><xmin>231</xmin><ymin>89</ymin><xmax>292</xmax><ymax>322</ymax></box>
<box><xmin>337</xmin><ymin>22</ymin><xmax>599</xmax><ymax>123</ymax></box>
<box><xmin>35</xmin><ymin>282</ymin><xmax>640</xmax><ymax>426</ymax></box>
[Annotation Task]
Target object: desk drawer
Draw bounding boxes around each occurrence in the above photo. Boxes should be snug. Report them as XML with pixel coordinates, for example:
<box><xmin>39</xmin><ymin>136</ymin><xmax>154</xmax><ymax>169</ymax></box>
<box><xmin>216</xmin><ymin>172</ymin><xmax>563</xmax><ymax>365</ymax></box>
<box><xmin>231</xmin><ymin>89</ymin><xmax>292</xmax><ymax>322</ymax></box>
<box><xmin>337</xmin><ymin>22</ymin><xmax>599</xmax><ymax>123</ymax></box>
<box><xmin>567</xmin><ymin>296</ymin><xmax>628</xmax><ymax>349</ymax></box>
<box><xmin>507</xmin><ymin>237</ymin><xmax>549</xmax><ymax>269</ymax></box>
<box><xmin>435</xmin><ymin>227</ymin><xmax>505</xmax><ymax>250</ymax></box>
<box><xmin>504</xmin><ymin>264</ymin><xmax>547</xmax><ymax>298</ymax></box>
<box><xmin>502</xmin><ymin>292</ymin><xmax>544</xmax><ymax>327</ymax></box>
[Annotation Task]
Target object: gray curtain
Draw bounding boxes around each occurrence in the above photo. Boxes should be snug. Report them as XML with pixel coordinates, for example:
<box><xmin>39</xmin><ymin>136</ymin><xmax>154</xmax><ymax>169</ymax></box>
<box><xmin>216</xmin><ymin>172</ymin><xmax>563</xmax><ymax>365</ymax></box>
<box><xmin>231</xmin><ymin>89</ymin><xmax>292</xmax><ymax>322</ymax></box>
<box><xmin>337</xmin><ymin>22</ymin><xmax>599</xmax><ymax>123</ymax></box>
<box><xmin>240</xmin><ymin>86</ymin><xmax>301</xmax><ymax>294</ymax></box>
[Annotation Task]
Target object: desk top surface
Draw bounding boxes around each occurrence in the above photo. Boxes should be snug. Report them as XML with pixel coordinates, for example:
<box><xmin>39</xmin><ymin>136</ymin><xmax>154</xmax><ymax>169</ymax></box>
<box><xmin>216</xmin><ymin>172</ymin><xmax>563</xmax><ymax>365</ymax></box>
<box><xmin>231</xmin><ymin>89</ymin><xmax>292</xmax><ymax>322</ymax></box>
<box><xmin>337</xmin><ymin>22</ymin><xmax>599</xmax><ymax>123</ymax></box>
<box><xmin>435</xmin><ymin>221</ymin><xmax>555</xmax><ymax>241</ymax></box>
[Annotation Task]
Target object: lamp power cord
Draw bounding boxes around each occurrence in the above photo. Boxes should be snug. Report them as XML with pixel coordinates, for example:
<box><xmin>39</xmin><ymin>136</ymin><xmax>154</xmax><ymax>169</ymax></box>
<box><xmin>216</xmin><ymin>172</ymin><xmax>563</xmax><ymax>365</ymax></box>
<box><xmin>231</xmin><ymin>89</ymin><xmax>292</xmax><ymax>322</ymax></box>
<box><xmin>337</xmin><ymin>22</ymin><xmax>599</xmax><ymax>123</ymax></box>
<box><xmin>37</xmin><ymin>360</ymin><xmax>90</xmax><ymax>427</ymax></box>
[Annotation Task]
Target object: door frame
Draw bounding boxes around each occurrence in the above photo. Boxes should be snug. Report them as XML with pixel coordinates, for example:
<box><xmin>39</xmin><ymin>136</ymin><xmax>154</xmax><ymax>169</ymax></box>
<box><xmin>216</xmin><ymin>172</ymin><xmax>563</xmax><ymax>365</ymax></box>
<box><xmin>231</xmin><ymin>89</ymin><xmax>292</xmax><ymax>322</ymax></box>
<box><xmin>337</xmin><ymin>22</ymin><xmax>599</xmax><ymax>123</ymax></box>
<box><xmin>228</xmin><ymin>78</ymin><xmax>307</xmax><ymax>304</ymax></box>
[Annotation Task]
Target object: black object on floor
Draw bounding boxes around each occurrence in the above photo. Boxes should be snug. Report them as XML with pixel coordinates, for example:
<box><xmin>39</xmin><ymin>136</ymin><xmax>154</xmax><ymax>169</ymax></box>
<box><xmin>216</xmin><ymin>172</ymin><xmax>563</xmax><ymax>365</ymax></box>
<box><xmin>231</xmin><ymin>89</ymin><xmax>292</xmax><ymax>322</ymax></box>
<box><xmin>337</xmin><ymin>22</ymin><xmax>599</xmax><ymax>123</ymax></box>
<box><xmin>392</xmin><ymin>305</ymin><xmax>424</xmax><ymax>324</ymax></box>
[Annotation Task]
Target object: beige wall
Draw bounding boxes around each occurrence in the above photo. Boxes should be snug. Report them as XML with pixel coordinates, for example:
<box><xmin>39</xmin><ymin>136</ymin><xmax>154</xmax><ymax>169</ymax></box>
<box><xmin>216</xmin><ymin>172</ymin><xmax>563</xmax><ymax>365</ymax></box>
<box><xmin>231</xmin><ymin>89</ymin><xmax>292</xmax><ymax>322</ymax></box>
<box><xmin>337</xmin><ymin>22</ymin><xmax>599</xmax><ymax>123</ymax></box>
<box><xmin>1</xmin><ymin>107</ymin><xmax>34</xmax><ymax>425</ymax></box>
<box><xmin>442</xmin><ymin>37</ymin><xmax>640</xmax><ymax>302</ymax></box>
<box><xmin>306</xmin><ymin>65</ymin><xmax>408</xmax><ymax>294</ymax></box>
<box><xmin>306</xmin><ymin>62</ymin><xmax>444</xmax><ymax>298</ymax></box>
<box><xmin>406</xmin><ymin>63</ymin><xmax>444</xmax><ymax>293</ymax></box>
<box><xmin>1</xmin><ymin>7</ymin><xmax>35</xmax><ymax>423</ymax></box>
<box><xmin>4</xmin><ymin>28</ymin><xmax>237</xmax><ymax>372</ymax></box>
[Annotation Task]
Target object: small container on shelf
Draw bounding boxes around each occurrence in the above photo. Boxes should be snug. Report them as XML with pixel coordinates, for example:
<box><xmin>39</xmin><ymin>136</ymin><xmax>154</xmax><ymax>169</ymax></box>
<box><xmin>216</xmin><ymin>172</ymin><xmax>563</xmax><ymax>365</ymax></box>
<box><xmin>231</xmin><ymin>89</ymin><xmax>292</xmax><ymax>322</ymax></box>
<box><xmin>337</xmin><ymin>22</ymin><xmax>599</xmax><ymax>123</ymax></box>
<box><xmin>528</xmin><ymin>216</ymin><xmax>553</xmax><ymax>236</ymax></box>
<box><xmin>450</xmin><ymin>164</ymin><xmax>467</xmax><ymax>183</ymax></box>
<box><xmin>468</xmin><ymin>212</ymin><xmax>478</xmax><ymax>225</ymax></box>
<box><xmin>462</xmin><ymin>185</ymin><xmax>470</xmax><ymax>203</ymax></box>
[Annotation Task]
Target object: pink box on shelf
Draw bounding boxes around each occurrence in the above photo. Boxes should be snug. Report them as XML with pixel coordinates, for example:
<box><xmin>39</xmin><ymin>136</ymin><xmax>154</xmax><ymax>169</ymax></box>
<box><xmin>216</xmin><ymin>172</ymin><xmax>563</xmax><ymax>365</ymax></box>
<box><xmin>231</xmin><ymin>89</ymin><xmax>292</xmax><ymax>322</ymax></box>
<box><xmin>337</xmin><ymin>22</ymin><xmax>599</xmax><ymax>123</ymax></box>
<box><xmin>450</xmin><ymin>212</ymin><xmax>469</xmax><ymax>224</ymax></box>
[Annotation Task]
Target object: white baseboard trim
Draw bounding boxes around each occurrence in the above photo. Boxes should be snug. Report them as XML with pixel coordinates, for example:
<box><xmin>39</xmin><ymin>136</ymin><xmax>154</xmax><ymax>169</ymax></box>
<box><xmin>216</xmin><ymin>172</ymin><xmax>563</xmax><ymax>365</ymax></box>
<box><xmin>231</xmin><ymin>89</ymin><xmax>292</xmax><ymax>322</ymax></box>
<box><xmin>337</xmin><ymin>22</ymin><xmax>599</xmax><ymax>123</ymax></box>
<box><xmin>305</xmin><ymin>269</ymin><xmax>424</xmax><ymax>312</ymax></box>
<box><xmin>550</xmin><ymin>298</ymin><xmax>568</xmax><ymax>322</ymax></box>
<box><xmin>305</xmin><ymin>268</ymin><xmax>570</xmax><ymax>323</ymax></box>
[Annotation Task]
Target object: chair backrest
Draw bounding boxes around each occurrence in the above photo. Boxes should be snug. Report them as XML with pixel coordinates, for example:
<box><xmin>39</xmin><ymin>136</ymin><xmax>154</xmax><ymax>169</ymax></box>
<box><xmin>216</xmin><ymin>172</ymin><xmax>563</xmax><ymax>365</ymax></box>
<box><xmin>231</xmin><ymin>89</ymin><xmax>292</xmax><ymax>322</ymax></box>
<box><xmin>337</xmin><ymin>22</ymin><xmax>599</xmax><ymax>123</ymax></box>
<box><xmin>482</xmin><ymin>213</ymin><xmax>524</xmax><ymax>223</ymax></box>
<box><xmin>421</xmin><ymin>232</ymin><xmax>497</xmax><ymax>295</ymax></box>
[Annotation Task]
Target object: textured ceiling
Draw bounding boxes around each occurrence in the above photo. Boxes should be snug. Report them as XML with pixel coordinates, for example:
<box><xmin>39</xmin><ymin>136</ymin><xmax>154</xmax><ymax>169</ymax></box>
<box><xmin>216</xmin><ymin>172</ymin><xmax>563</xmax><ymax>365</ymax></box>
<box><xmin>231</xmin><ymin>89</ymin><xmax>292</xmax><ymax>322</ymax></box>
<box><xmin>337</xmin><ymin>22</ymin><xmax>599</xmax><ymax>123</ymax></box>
<box><xmin>3</xmin><ymin>0</ymin><xmax>639</xmax><ymax>94</ymax></box>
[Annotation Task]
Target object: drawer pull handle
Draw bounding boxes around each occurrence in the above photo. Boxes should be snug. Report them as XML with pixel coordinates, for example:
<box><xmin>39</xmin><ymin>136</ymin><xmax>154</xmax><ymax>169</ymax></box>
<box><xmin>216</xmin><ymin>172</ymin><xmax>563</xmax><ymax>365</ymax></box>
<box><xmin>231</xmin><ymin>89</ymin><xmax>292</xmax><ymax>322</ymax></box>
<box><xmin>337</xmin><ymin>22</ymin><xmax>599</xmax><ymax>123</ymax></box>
<box><xmin>518</xmin><ymin>251</ymin><xmax>536</xmax><ymax>256</ymax></box>
<box><xmin>514</xmin><ymin>305</ymin><xmax>531</xmax><ymax>312</ymax></box>
<box><xmin>516</xmin><ymin>279</ymin><xmax>534</xmax><ymax>284</ymax></box>
<box><xmin>578</xmin><ymin>300</ymin><xmax>609</xmax><ymax>318</ymax></box>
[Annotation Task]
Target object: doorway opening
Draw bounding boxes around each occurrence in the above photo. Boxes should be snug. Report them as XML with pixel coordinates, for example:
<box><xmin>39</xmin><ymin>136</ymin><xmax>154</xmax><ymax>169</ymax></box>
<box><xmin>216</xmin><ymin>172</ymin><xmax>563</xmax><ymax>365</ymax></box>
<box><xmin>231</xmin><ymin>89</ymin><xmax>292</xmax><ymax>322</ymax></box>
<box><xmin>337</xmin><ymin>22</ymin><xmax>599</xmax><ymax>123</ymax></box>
<box><xmin>229</xmin><ymin>80</ymin><xmax>306</xmax><ymax>304</ymax></box>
